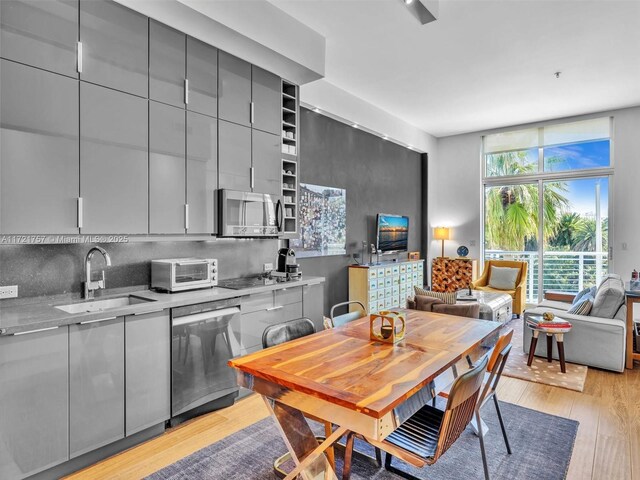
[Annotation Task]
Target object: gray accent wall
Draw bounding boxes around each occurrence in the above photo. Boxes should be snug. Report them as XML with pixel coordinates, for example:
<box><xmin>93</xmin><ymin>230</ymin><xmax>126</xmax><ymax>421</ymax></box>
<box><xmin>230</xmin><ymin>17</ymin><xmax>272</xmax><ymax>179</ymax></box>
<box><xmin>297</xmin><ymin>108</ymin><xmax>424</xmax><ymax>315</ymax></box>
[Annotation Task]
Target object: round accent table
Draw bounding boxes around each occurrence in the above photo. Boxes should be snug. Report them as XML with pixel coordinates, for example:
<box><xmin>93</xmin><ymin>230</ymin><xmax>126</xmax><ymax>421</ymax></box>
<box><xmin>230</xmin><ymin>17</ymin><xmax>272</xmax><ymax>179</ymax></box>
<box><xmin>526</xmin><ymin>316</ymin><xmax>572</xmax><ymax>373</ymax></box>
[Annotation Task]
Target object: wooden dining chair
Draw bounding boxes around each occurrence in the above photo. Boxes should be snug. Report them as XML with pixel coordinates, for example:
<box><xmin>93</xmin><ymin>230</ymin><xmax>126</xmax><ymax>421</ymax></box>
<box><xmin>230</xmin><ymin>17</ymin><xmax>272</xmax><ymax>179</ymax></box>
<box><xmin>344</xmin><ymin>356</ymin><xmax>490</xmax><ymax>480</ymax></box>
<box><xmin>438</xmin><ymin>328</ymin><xmax>514</xmax><ymax>457</ymax></box>
<box><xmin>328</xmin><ymin>300</ymin><xmax>367</xmax><ymax>328</ymax></box>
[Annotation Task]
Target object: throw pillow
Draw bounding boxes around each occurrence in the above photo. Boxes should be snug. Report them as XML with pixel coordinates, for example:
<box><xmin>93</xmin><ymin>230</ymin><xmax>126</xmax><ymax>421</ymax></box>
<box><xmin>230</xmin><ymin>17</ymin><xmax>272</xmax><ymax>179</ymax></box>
<box><xmin>591</xmin><ymin>275</ymin><xmax>625</xmax><ymax>318</ymax></box>
<box><xmin>567</xmin><ymin>294</ymin><xmax>594</xmax><ymax>315</ymax></box>
<box><xmin>572</xmin><ymin>287</ymin><xmax>591</xmax><ymax>305</ymax></box>
<box><xmin>488</xmin><ymin>266</ymin><xmax>520</xmax><ymax>290</ymax></box>
<box><xmin>414</xmin><ymin>286</ymin><xmax>457</xmax><ymax>305</ymax></box>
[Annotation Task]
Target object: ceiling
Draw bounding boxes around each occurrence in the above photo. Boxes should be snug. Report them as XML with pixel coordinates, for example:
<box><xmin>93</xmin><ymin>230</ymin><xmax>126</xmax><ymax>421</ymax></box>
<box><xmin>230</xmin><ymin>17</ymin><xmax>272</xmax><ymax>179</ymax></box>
<box><xmin>268</xmin><ymin>0</ymin><xmax>640</xmax><ymax>138</ymax></box>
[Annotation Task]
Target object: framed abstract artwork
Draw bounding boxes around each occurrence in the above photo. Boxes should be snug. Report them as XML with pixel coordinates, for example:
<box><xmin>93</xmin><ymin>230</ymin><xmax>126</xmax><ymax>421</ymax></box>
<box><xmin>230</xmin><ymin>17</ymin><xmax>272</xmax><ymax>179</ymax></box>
<box><xmin>291</xmin><ymin>183</ymin><xmax>346</xmax><ymax>258</ymax></box>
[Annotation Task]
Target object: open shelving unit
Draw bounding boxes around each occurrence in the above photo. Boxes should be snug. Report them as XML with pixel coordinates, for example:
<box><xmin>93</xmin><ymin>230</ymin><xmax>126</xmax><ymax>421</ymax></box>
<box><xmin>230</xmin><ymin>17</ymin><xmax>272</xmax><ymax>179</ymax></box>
<box><xmin>281</xmin><ymin>80</ymin><xmax>299</xmax><ymax>238</ymax></box>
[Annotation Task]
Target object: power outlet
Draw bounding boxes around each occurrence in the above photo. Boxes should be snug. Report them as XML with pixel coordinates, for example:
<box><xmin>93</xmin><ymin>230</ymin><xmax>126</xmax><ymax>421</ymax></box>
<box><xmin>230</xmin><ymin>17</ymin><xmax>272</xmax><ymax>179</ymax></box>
<box><xmin>0</xmin><ymin>285</ymin><xmax>18</xmax><ymax>299</ymax></box>
<box><xmin>263</xmin><ymin>263</ymin><xmax>273</xmax><ymax>272</ymax></box>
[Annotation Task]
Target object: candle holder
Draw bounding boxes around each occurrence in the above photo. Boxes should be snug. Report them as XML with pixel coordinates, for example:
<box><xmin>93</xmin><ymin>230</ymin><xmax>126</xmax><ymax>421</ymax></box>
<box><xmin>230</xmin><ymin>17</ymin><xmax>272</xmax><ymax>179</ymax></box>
<box><xmin>370</xmin><ymin>311</ymin><xmax>406</xmax><ymax>345</ymax></box>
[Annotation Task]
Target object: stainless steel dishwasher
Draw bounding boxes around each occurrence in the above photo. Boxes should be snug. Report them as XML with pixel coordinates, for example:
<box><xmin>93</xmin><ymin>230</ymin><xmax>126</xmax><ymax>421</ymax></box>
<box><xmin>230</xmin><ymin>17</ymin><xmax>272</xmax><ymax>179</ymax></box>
<box><xmin>170</xmin><ymin>297</ymin><xmax>241</xmax><ymax>424</ymax></box>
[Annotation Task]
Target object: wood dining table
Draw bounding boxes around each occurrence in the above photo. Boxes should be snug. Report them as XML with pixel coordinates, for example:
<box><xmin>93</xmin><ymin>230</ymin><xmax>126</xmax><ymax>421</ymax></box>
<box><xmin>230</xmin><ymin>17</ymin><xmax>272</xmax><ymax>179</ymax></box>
<box><xmin>228</xmin><ymin>309</ymin><xmax>501</xmax><ymax>480</ymax></box>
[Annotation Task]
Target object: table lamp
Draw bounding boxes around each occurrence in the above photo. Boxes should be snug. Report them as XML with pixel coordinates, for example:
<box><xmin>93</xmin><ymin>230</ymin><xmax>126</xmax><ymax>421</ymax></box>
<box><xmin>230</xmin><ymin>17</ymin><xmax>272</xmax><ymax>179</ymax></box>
<box><xmin>433</xmin><ymin>227</ymin><xmax>450</xmax><ymax>258</ymax></box>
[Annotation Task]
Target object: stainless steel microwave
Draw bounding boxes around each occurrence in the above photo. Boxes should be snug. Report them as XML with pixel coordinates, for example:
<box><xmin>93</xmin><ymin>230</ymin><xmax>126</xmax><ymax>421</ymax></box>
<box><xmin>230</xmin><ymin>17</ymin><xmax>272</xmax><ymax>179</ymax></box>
<box><xmin>151</xmin><ymin>258</ymin><xmax>218</xmax><ymax>292</ymax></box>
<box><xmin>218</xmin><ymin>190</ymin><xmax>282</xmax><ymax>237</ymax></box>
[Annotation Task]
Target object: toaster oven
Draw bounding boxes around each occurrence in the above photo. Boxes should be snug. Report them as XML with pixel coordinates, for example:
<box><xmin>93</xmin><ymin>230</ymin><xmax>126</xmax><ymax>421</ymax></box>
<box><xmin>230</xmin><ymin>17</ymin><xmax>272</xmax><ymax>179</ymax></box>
<box><xmin>151</xmin><ymin>258</ymin><xmax>218</xmax><ymax>292</ymax></box>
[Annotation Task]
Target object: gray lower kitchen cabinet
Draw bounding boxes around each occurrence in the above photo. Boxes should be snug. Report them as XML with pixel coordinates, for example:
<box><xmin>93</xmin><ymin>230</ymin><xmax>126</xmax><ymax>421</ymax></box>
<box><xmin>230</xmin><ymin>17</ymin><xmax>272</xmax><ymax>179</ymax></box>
<box><xmin>0</xmin><ymin>0</ymin><xmax>79</xmax><ymax>78</ymax></box>
<box><xmin>187</xmin><ymin>111</ymin><xmax>218</xmax><ymax>233</ymax></box>
<box><xmin>0</xmin><ymin>59</ymin><xmax>79</xmax><ymax>234</ymax></box>
<box><xmin>69</xmin><ymin>317</ymin><xmax>125</xmax><ymax>458</ymax></box>
<box><xmin>80</xmin><ymin>82</ymin><xmax>148</xmax><ymax>234</ymax></box>
<box><xmin>303</xmin><ymin>282</ymin><xmax>325</xmax><ymax>332</ymax></box>
<box><xmin>150</xmin><ymin>102</ymin><xmax>186</xmax><ymax>234</ymax></box>
<box><xmin>218</xmin><ymin>51</ymin><xmax>251</xmax><ymax>127</ymax></box>
<box><xmin>251</xmin><ymin>66</ymin><xmax>281</xmax><ymax>135</ymax></box>
<box><xmin>80</xmin><ymin>0</ymin><xmax>148</xmax><ymax>97</ymax></box>
<box><xmin>0</xmin><ymin>327</ymin><xmax>69</xmax><ymax>479</ymax></box>
<box><xmin>235</xmin><ymin>287</ymin><xmax>304</xmax><ymax>351</ymax></box>
<box><xmin>125</xmin><ymin>311</ymin><xmax>171</xmax><ymax>436</ymax></box>
<box><xmin>252</xmin><ymin>129</ymin><xmax>282</xmax><ymax>196</ymax></box>
<box><xmin>149</xmin><ymin>19</ymin><xmax>185</xmax><ymax>108</ymax></box>
<box><xmin>219</xmin><ymin>120</ymin><xmax>252</xmax><ymax>191</ymax></box>
<box><xmin>186</xmin><ymin>37</ymin><xmax>218</xmax><ymax>118</ymax></box>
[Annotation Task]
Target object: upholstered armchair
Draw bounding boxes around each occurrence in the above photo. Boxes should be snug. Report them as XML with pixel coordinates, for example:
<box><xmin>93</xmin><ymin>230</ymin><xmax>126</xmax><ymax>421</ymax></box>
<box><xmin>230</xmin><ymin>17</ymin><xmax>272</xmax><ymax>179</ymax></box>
<box><xmin>472</xmin><ymin>260</ymin><xmax>527</xmax><ymax>316</ymax></box>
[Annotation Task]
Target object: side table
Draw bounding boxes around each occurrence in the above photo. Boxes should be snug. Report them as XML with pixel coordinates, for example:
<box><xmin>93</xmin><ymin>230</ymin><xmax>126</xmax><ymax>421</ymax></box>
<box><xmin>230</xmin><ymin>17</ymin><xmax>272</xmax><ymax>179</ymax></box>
<box><xmin>526</xmin><ymin>318</ymin><xmax>572</xmax><ymax>373</ymax></box>
<box><xmin>625</xmin><ymin>290</ymin><xmax>640</xmax><ymax>369</ymax></box>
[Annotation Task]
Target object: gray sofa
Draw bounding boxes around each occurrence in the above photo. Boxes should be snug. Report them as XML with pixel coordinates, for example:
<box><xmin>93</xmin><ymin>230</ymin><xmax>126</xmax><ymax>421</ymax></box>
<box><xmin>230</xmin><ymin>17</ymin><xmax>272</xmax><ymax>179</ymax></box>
<box><xmin>523</xmin><ymin>274</ymin><xmax>627</xmax><ymax>372</ymax></box>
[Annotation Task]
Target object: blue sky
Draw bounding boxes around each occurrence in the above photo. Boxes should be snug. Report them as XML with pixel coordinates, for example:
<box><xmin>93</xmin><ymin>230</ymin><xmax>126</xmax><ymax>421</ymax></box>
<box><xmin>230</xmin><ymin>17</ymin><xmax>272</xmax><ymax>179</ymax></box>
<box><xmin>546</xmin><ymin>140</ymin><xmax>610</xmax><ymax>217</ymax></box>
<box><xmin>544</xmin><ymin>140</ymin><xmax>610</xmax><ymax>172</ymax></box>
<box><xmin>552</xmin><ymin>177</ymin><xmax>608</xmax><ymax>217</ymax></box>
<box><xmin>520</xmin><ymin>141</ymin><xmax>609</xmax><ymax>216</ymax></box>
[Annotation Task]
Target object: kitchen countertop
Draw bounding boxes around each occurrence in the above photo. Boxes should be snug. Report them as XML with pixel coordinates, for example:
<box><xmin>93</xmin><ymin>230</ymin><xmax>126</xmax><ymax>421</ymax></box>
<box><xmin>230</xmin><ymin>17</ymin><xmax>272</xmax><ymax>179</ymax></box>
<box><xmin>0</xmin><ymin>276</ymin><xmax>325</xmax><ymax>336</ymax></box>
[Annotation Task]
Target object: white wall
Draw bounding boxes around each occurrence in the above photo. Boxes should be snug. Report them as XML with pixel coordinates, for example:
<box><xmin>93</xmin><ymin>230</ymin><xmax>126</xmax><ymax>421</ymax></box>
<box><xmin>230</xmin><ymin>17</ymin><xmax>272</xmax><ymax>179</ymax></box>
<box><xmin>428</xmin><ymin>106</ymin><xmax>640</xmax><ymax>281</ymax></box>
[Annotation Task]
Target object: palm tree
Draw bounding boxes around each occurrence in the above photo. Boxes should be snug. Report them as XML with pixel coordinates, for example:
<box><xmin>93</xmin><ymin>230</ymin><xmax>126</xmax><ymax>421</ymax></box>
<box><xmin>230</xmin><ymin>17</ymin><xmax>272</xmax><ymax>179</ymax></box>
<box><xmin>572</xmin><ymin>217</ymin><xmax>608</xmax><ymax>252</ymax></box>
<box><xmin>485</xmin><ymin>152</ymin><xmax>569</xmax><ymax>251</ymax></box>
<box><xmin>548</xmin><ymin>212</ymin><xmax>581</xmax><ymax>250</ymax></box>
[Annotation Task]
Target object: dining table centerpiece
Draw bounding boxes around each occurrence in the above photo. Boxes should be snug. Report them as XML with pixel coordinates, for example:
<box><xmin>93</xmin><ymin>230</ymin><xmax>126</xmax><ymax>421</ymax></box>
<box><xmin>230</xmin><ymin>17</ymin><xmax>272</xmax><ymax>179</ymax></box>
<box><xmin>370</xmin><ymin>310</ymin><xmax>406</xmax><ymax>344</ymax></box>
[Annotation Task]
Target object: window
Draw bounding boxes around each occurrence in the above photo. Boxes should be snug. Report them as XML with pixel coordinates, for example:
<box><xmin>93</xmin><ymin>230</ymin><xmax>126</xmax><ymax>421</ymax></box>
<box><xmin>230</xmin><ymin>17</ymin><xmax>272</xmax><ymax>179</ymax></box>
<box><xmin>483</xmin><ymin>118</ymin><xmax>612</xmax><ymax>303</ymax></box>
<box><xmin>484</xmin><ymin>118</ymin><xmax>611</xmax><ymax>177</ymax></box>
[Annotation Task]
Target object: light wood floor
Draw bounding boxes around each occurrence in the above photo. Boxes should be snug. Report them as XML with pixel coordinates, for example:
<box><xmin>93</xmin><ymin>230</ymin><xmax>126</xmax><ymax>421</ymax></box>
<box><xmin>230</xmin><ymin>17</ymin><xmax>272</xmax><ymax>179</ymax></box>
<box><xmin>66</xmin><ymin>364</ymin><xmax>640</xmax><ymax>480</ymax></box>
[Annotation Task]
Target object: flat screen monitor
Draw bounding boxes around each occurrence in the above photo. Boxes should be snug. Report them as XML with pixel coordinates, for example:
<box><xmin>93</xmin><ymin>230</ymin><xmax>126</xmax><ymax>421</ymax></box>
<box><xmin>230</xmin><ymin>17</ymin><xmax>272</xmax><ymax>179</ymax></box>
<box><xmin>376</xmin><ymin>214</ymin><xmax>409</xmax><ymax>253</ymax></box>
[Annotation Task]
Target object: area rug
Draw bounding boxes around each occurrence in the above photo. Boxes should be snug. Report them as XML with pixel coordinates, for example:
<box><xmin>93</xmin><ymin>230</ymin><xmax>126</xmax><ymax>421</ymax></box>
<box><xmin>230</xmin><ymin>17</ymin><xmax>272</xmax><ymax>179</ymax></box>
<box><xmin>147</xmin><ymin>400</ymin><xmax>578</xmax><ymax>480</ymax></box>
<box><xmin>501</xmin><ymin>318</ymin><xmax>588</xmax><ymax>392</ymax></box>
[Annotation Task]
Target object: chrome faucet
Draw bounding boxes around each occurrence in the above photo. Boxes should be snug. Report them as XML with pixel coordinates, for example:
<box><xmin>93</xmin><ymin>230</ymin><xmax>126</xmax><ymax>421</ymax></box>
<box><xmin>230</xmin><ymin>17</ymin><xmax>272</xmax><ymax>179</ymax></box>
<box><xmin>84</xmin><ymin>246</ymin><xmax>112</xmax><ymax>299</ymax></box>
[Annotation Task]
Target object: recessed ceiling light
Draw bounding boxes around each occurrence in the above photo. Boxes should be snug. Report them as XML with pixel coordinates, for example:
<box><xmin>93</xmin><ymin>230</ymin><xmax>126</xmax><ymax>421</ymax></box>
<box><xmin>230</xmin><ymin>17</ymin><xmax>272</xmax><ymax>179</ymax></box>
<box><xmin>405</xmin><ymin>0</ymin><xmax>414</xmax><ymax>4</ymax></box>
<box><xmin>383</xmin><ymin>135</ymin><xmax>389</xmax><ymax>140</ymax></box>
<box><xmin>352</xmin><ymin>123</ymin><xmax>359</xmax><ymax>128</ymax></box>
<box><xmin>313</xmin><ymin>107</ymin><xmax>321</xmax><ymax>113</ymax></box>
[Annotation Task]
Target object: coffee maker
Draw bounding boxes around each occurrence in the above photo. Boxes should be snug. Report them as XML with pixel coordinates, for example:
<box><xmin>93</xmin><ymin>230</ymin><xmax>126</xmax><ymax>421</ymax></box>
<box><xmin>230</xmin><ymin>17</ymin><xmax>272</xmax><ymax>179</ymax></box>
<box><xmin>275</xmin><ymin>248</ymin><xmax>301</xmax><ymax>280</ymax></box>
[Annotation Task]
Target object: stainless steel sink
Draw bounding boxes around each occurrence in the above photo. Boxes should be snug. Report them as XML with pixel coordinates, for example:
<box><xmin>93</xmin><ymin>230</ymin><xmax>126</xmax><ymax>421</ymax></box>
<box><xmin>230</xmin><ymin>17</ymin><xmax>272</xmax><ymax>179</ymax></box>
<box><xmin>55</xmin><ymin>295</ymin><xmax>156</xmax><ymax>314</ymax></box>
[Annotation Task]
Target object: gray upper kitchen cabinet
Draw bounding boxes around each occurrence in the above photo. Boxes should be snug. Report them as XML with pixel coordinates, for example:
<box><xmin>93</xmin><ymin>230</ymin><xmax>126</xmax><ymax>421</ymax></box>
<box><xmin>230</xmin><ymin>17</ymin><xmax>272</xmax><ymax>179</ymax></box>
<box><xmin>80</xmin><ymin>82</ymin><xmax>148</xmax><ymax>234</ymax></box>
<box><xmin>218</xmin><ymin>51</ymin><xmax>251</xmax><ymax>127</ymax></box>
<box><xmin>125</xmin><ymin>311</ymin><xmax>171</xmax><ymax>436</ymax></box>
<box><xmin>149</xmin><ymin>20</ymin><xmax>185</xmax><ymax>108</ymax></box>
<box><xmin>69</xmin><ymin>317</ymin><xmax>125</xmax><ymax>458</ymax></box>
<box><xmin>252</xmin><ymin>130</ymin><xmax>282</xmax><ymax>196</ymax></box>
<box><xmin>149</xmin><ymin>102</ymin><xmax>186</xmax><ymax>234</ymax></box>
<box><xmin>251</xmin><ymin>66</ymin><xmax>281</xmax><ymax>135</ymax></box>
<box><xmin>303</xmin><ymin>282</ymin><xmax>325</xmax><ymax>332</ymax></box>
<box><xmin>186</xmin><ymin>37</ymin><xmax>218</xmax><ymax>118</ymax></box>
<box><xmin>218</xmin><ymin>120</ymin><xmax>252</xmax><ymax>191</ymax></box>
<box><xmin>187</xmin><ymin>111</ymin><xmax>218</xmax><ymax>234</ymax></box>
<box><xmin>0</xmin><ymin>60</ymin><xmax>79</xmax><ymax>234</ymax></box>
<box><xmin>0</xmin><ymin>327</ymin><xmax>69</xmax><ymax>479</ymax></box>
<box><xmin>79</xmin><ymin>0</ymin><xmax>148</xmax><ymax>97</ymax></box>
<box><xmin>0</xmin><ymin>0</ymin><xmax>79</xmax><ymax>78</ymax></box>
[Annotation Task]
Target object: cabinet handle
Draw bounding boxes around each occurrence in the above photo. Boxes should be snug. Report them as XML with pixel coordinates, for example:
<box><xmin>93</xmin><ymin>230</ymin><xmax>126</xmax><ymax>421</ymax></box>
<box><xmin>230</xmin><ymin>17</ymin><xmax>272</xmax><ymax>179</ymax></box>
<box><xmin>133</xmin><ymin>309</ymin><xmax>163</xmax><ymax>316</ymax></box>
<box><xmin>250</xmin><ymin>167</ymin><xmax>255</xmax><ymax>189</ymax></box>
<box><xmin>250</xmin><ymin>101</ymin><xmax>254</xmax><ymax>124</ymax></box>
<box><xmin>77</xmin><ymin>197</ymin><xmax>83</xmax><ymax>229</ymax></box>
<box><xmin>185</xmin><ymin>78</ymin><xmax>189</xmax><ymax>104</ymax></box>
<box><xmin>14</xmin><ymin>326</ymin><xmax>58</xmax><ymax>336</ymax></box>
<box><xmin>266</xmin><ymin>305</ymin><xmax>283</xmax><ymax>311</ymax></box>
<box><xmin>185</xmin><ymin>204</ymin><xmax>189</xmax><ymax>230</ymax></box>
<box><xmin>80</xmin><ymin>317</ymin><xmax>116</xmax><ymax>325</ymax></box>
<box><xmin>77</xmin><ymin>41</ymin><xmax>83</xmax><ymax>73</ymax></box>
